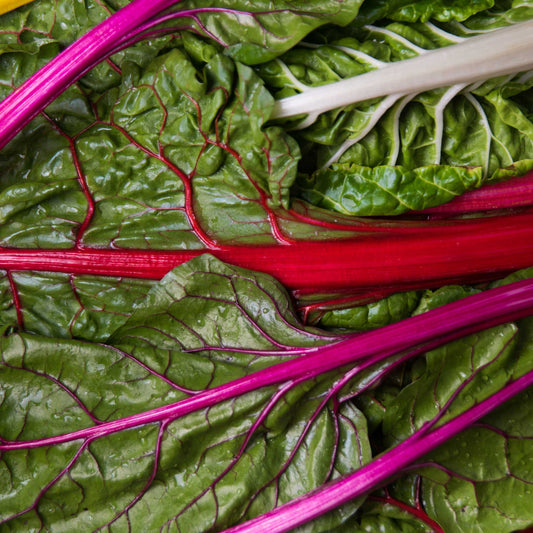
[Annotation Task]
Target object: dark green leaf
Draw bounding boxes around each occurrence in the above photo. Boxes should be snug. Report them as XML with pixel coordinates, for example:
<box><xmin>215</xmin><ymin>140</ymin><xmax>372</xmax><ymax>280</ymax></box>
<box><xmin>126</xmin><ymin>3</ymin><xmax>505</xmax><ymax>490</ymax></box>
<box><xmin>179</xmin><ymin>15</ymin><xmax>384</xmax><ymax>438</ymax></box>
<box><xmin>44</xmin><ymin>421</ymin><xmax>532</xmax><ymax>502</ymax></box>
<box><xmin>0</xmin><ymin>255</ymin><xmax>371</xmax><ymax>531</ymax></box>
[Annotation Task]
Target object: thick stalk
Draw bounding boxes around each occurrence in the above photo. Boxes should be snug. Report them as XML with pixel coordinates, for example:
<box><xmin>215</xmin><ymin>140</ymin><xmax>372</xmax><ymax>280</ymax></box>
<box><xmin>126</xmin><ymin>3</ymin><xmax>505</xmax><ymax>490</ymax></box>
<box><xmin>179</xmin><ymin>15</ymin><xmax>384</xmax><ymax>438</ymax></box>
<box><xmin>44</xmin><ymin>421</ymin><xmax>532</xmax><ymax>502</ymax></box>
<box><xmin>0</xmin><ymin>211</ymin><xmax>532</xmax><ymax>291</ymax></box>
<box><xmin>272</xmin><ymin>20</ymin><xmax>533</xmax><ymax>119</ymax></box>
<box><xmin>417</xmin><ymin>172</ymin><xmax>533</xmax><ymax>217</ymax></box>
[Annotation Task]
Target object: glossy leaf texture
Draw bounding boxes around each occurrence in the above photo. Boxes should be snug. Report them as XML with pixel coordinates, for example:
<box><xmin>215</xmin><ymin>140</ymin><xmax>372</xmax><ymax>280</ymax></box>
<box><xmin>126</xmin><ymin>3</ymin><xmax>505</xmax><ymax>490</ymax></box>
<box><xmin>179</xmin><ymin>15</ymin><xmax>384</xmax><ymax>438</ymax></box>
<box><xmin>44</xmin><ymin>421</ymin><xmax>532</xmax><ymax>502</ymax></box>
<box><xmin>311</xmin><ymin>268</ymin><xmax>533</xmax><ymax>333</ymax></box>
<box><xmin>0</xmin><ymin>255</ymin><xmax>370</xmax><ymax>531</ymax></box>
<box><xmin>1</xmin><ymin>1</ymin><xmax>533</xmax><ymax>256</ymax></box>
<box><xmin>259</xmin><ymin>0</ymin><xmax>533</xmax><ymax>215</ymax></box>
<box><xmin>164</xmin><ymin>0</ymin><xmax>364</xmax><ymax>65</ymax></box>
<box><xmin>0</xmin><ymin>33</ymin><xmax>312</xmax><ymax>249</ymax></box>
<box><xmin>312</xmin><ymin>285</ymin><xmax>481</xmax><ymax>331</ymax></box>
<box><xmin>386</xmin><ymin>0</ymin><xmax>495</xmax><ymax>23</ymax></box>
<box><xmin>0</xmin><ymin>269</ymin><xmax>154</xmax><ymax>340</ymax></box>
<box><xmin>373</xmin><ymin>320</ymin><xmax>533</xmax><ymax>533</ymax></box>
<box><xmin>349</xmin><ymin>271</ymin><xmax>533</xmax><ymax>532</ymax></box>
<box><xmin>4</xmin><ymin>20</ymin><xmax>420</xmax><ymax>252</ymax></box>
<box><xmin>355</xmin><ymin>0</ymin><xmax>495</xmax><ymax>26</ymax></box>
<box><xmin>0</xmin><ymin>2</ymin><xmax>533</xmax><ymax>531</ymax></box>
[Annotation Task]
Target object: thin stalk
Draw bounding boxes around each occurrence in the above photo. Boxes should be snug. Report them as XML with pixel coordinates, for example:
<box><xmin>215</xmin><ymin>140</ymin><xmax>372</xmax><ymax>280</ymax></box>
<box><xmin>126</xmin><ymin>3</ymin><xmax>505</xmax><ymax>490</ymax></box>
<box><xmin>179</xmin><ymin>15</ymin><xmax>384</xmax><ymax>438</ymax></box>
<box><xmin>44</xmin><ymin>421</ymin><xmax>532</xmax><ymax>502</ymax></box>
<box><xmin>224</xmin><ymin>368</ymin><xmax>533</xmax><ymax>533</ymax></box>
<box><xmin>415</xmin><ymin>172</ymin><xmax>533</xmax><ymax>217</ymax></box>
<box><xmin>2</xmin><ymin>277</ymin><xmax>533</xmax><ymax>451</ymax></box>
<box><xmin>272</xmin><ymin>20</ymin><xmax>533</xmax><ymax>119</ymax></box>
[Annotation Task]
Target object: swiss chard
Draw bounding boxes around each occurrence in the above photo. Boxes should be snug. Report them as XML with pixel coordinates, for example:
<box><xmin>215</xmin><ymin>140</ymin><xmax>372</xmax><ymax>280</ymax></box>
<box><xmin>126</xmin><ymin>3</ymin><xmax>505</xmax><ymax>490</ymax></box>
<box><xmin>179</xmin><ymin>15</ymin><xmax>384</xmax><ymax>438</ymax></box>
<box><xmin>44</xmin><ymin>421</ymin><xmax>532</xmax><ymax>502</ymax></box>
<box><xmin>1</xmin><ymin>0</ymin><xmax>533</xmax><ymax>531</ymax></box>
<box><xmin>260</xmin><ymin>4</ymin><xmax>533</xmax><ymax>215</ymax></box>
<box><xmin>0</xmin><ymin>24</ymin><xmax>533</xmax><ymax>298</ymax></box>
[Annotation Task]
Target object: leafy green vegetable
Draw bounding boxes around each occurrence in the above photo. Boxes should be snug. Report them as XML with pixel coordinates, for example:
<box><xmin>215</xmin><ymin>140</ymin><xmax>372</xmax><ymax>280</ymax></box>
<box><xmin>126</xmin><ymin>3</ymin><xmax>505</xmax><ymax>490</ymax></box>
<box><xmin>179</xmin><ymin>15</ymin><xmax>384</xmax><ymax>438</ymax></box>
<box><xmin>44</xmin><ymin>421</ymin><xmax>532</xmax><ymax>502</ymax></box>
<box><xmin>0</xmin><ymin>255</ymin><xmax>368</xmax><ymax>531</ymax></box>
<box><xmin>313</xmin><ymin>289</ymin><xmax>423</xmax><ymax>331</ymax></box>
<box><xmin>298</xmin><ymin>165</ymin><xmax>484</xmax><ymax>216</ymax></box>
<box><xmin>0</xmin><ymin>0</ymin><xmax>363</xmax><ymax>87</ymax></box>
<box><xmin>1</xmin><ymin>0</ymin><xmax>533</xmax><ymax>531</ymax></box>
<box><xmin>355</xmin><ymin>0</ymin><xmax>495</xmax><ymax>26</ymax></box>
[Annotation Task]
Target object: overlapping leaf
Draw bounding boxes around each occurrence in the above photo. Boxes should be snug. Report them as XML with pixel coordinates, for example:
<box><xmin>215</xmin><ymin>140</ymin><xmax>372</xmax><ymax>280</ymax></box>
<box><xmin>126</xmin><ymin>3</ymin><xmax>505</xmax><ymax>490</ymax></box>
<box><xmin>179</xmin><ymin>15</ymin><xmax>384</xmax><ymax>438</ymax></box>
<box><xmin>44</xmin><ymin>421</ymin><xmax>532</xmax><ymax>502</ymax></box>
<box><xmin>1</xmin><ymin>2</ymin><xmax>533</xmax><ymax>531</ymax></box>
<box><xmin>173</xmin><ymin>0</ymin><xmax>364</xmax><ymax>65</ymax></box>
<box><xmin>355</xmin><ymin>0</ymin><xmax>495</xmax><ymax>26</ymax></box>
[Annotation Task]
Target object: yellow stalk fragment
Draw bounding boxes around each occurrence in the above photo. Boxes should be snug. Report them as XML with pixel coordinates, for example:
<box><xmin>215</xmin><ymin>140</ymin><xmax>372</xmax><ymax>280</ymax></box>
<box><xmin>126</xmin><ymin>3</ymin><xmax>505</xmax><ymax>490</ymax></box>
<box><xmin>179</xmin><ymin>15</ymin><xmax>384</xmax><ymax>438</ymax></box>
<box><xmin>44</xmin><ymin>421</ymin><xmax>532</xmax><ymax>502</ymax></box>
<box><xmin>0</xmin><ymin>0</ymin><xmax>35</xmax><ymax>16</ymax></box>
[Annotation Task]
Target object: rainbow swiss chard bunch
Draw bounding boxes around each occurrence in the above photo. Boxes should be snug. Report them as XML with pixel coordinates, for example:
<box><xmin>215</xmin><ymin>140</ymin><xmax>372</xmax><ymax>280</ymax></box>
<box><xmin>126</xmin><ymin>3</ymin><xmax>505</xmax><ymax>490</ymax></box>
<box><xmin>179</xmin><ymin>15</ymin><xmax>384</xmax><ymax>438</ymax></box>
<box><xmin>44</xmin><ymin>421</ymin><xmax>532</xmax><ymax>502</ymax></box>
<box><xmin>0</xmin><ymin>0</ymin><xmax>533</xmax><ymax>531</ymax></box>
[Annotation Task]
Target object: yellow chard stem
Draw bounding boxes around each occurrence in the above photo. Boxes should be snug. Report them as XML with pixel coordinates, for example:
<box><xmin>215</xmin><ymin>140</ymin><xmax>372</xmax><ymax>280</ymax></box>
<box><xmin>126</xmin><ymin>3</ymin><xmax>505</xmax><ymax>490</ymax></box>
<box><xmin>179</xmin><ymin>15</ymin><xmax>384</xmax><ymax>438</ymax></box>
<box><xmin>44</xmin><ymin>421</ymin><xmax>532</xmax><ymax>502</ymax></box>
<box><xmin>0</xmin><ymin>0</ymin><xmax>35</xmax><ymax>15</ymax></box>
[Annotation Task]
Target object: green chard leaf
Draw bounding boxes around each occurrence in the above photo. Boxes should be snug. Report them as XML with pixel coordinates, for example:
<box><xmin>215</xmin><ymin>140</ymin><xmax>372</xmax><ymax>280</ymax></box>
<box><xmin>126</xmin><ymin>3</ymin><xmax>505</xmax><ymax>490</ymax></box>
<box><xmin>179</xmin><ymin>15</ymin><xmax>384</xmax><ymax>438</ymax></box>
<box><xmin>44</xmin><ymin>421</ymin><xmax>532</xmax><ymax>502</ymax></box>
<box><xmin>312</xmin><ymin>290</ymin><xmax>423</xmax><ymax>331</ymax></box>
<box><xmin>0</xmin><ymin>270</ymin><xmax>155</xmax><ymax>341</ymax></box>
<box><xmin>355</xmin><ymin>0</ymin><xmax>496</xmax><ymax>26</ymax></box>
<box><xmin>368</xmin><ymin>307</ymin><xmax>533</xmax><ymax>532</ymax></box>
<box><xmin>386</xmin><ymin>0</ymin><xmax>496</xmax><ymax>23</ymax></box>
<box><xmin>0</xmin><ymin>36</ymin><xmax>314</xmax><ymax>249</ymax></box>
<box><xmin>1</xmin><ymin>257</ymin><xmax>532</xmax><ymax>531</ymax></box>
<box><xmin>313</xmin><ymin>269</ymin><xmax>533</xmax><ymax>335</ymax></box>
<box><xmin>173</xmin><ymin>0</ymin><xmax>364</xmax><ymax>65</ymax></box>
<box><xmin>297</xmin><ymin>165</ymin><xmax>483</xmax><ymax>216</ymax></box>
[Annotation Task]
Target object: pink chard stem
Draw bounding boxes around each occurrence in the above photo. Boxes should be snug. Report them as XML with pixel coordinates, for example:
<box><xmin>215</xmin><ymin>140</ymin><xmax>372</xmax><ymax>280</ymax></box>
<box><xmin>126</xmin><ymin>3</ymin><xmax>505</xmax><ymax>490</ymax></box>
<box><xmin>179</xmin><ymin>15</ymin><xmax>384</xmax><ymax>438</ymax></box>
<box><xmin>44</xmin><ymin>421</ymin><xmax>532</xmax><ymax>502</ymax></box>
<box><xmin>0</xmin><ymin>0</ymin><xmax>184</xmax><ymax>149</ymax></box>
<box><xmin>224</xmin><ymin>368</ymin><xmax>533</xmax><ymax>533</ymax></box>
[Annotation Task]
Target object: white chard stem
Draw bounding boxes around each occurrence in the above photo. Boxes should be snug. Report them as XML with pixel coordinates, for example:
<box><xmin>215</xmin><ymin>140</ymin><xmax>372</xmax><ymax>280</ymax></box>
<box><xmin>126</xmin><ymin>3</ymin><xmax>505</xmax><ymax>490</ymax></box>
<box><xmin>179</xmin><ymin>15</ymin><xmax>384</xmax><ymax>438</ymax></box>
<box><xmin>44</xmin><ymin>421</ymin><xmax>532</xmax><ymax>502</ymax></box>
<box><xmin>272</xmin><ymin>20</ymin><xmax>533</xmax><ymax>119</ymax></box>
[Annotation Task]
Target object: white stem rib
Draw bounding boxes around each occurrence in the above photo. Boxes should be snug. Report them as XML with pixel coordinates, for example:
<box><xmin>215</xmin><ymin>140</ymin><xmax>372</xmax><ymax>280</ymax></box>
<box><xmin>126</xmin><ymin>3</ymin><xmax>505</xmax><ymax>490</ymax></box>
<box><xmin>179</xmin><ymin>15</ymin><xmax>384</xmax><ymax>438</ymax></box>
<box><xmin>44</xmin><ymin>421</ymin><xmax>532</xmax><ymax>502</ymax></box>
<box><xmin>272</xmin><ymin>20</ymin><xmax>533</xmax><ymax>120</ymax></box>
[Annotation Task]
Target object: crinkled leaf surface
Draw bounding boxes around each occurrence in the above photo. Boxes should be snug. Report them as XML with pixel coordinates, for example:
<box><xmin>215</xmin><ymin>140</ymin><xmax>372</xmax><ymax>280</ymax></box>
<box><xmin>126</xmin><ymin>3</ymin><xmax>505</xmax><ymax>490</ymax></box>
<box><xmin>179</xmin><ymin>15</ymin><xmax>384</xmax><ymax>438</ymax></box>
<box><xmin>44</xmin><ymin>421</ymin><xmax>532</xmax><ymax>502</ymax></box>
<box><xmin>0</xmin><ymin>255</ymin><xmax>372</xmax><ymax>531</ymax></box>
<box><xmin>355</xmin><ymin>0</ymin><xmax>494</xmax><ymax>26</ymax></box>
<box><xmin>330</xmin><ymin>272</ymin><xmax>533</xmax><ymax>532</ymax></box>
<box><xmin>416</xmin><ymin>388</ymin><xmax>533</xmax><ymax>533</ymax></box>
<box><xmin>172</xmin><ymin>0</ymin><xmax>364</xmax><ymax>65</ymax></box>
<box><xmin>312</xmin><ymin>284</ymin><xmax>481</xmax><ymax>332</ymax></box>
<box><xmin>0</xmin><ymin>1</ymin><xmax>368</xmax><ymax>247</ymax></box>
<box><xmin>351</xmin><ymin>501</ymin><xmax>436</xmax><ymax>532</ymax></box>
<box><xmin>386</xmin><ymin>0</ymin><xmax>495</xmax><ymax>22</ymax></box>
<box><xmin>0</xmin><ymin>270</ymin><xmax>154</xmax><ymax>341</ymax></box>
<box><xmin>1</xmin><ymin>2</ymin><xmax>533</xmax><ymax>531</ymax></box>
<box><xmin>298</xmin><ymin>165</ymin><xmax>483</xmax><ymax>216</ymax></box>
<box><xmin>0</xmin><ymin>35</ymin><xmax>312</xmax><ymax>249</ymax></box>
<box><xmin>314</xmin><ymin>290</ymin><xmax>422</xmax><ymax>331</ymax></box>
